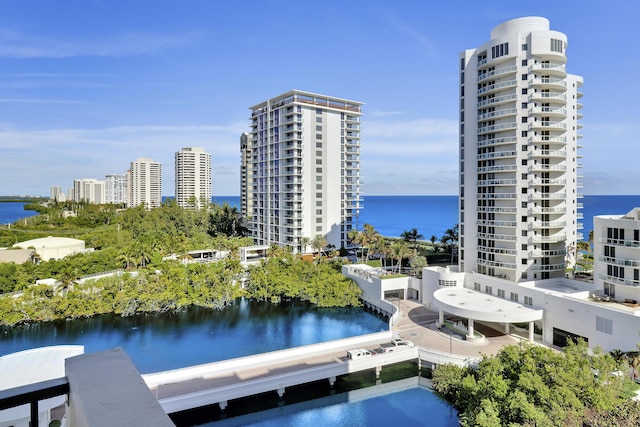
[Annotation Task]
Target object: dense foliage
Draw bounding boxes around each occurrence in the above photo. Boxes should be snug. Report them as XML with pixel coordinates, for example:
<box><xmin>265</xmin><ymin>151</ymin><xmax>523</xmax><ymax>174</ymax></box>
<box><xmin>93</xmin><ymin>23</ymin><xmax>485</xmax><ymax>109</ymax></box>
<box><xmin>432</xmin><ymin>341</ymin><xmax>640</xmax><ymax>426</ymax></box>
<box><xmin>0</xmin><ymin>200</ymin><xmax>363</xmax><ymax>326</ymax></box>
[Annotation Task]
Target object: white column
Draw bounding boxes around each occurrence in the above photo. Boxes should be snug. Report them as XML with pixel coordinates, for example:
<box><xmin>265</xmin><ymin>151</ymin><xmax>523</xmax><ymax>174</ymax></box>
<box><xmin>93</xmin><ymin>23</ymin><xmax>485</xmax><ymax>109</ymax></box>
<box><xmin>439</xmin><ymin>310</ymin><xmax>444</xmax><ymax>326</ymax></box>
<box><xmin>504</xmin><ymin>322</ymin><xmax>510</xmax><ymax>334</ymax></box>
<box><xmin>529</xmin><ymin>321</ymin><xmax>534</xmax><ymax>342</ymax></box>
<box><xmin>467</xmin><ymin>318</ymin><xmax>474</xmax><ymax>338</ymax></box>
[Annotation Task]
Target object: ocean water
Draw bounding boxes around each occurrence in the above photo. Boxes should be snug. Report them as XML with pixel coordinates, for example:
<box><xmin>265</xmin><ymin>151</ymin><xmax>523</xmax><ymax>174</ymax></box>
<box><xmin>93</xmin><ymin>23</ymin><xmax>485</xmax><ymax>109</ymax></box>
<box><xmin>212</xmin><ymin>195</ymin><xmax>640</xmax><ymax>241</ymax></box>
<box><xmin>3</xmin><ymin>196</ymin><xmax>640</xmax><ymax>242</ymax></box>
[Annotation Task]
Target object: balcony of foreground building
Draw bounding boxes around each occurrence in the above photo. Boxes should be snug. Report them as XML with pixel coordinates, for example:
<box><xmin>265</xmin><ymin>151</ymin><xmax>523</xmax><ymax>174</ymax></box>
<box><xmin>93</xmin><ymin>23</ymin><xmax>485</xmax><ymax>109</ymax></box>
<box><xmin>598</xmin><ymin>237</ymin><xmax>640</xmax><ymax>248</ymax></box>
<box><xmin>529</xmin><ymin>62</ymin><xmax>567</xmax><ymax>77</ymax></box>
<box><xmin>529</xmin><ymin>178</ymin><xmax>566</xmax><ymax>186</ymax></box>
<box><xmin>598</xmin><ymin>274</ymin><xmax>640</xmax><ymax>287</ymax></box>
<box><xmin>530</xmin><ymin>233</ymin><xmax>566</xmax><ymax>244</ymax></box>
<box><xmin>476</xmin><ymin>245</ymin><xmax>518</xmax><ymax>255</ymax></box>
<box><xmin>529</xmin><ymin>248</ymin><xmax>567</xmax><ymax>257</ymax></box>
<box><xmin>529</xmin><ymin>106</ymin><xmax>567</xmax><ymax>118</ymax></box>
<box><xmin>477</xmin><ymin>232</ymin><xmax>517</xmax><ymax>241</ymax></box>
<box><xmin>529</xmin><ymin>135</ymin><xmax>566</xmax><ymax>144</ymax></box>
<box><xmin>477</xmin><ymin>108</ymin><xmax>518</xmax><ymax>121</ymax></box>
<box><xmin>477</xmin><ymin>136</ymin><xmax>517</xmax><ymax>148</ymax></box>
<box><xmin>477</xmin><ymin>206</ymin><xmax>517</xmax><ymax>213</ymax></box>
<box><xmin>478</xmin><ymin>193</ymin><xmax>517</xmax><ymax>200</ymax></box>
<box><xmin>528</xmin><ymin>164</ymin><xmax>566</xmax><ymax>173</ymax></box>
<box><xmin>477</xmin><ymin>259</ymin><xmax>517</xmax><ymax>269</ymax></box>
<box><xmin>528</xmin><ymin>121</ymin><xmax>567</xmax><ymax>132</ymax></box>
<box><xmin>530</xmin><ymin>78</ymin><xmax>567</xmax><ymax>91</ymax></box>
<box><xmin>476</xmin><ymin>164</ymin><xmax>517</xmax><ymax>173</ymax></box>
<box><xmin>476</xmin><ymin>80</ymin><xmax>517</xmax><ymax>96</ymax></box>
<box><xmin>476</xmin><ymin>219</ymin><xmax>517</xmax><ymax>227</ymax></box>
<box><xmin>528</xmin><ymin>149</ymin><xmax>567</xmax><ymax>159</ymax></box>
<box><xmin>529</xmin><ymin>192</ymin><xmax>567</xmax><ymax>201</ymax></box>
<box><xmin>477</xmin><ymin>178</ymin><xmax>517</xmax><ymax>186</ymax></box>
<box><xmin>531</xmin><ymin>263</ymin><xmax>566</xmax><ymax>272</ymax></box>
<box><xmin>477</xmin><ymin>150</ymin><xmax>517</xmax><ymax>161</ymax></box>
<box><xmin>476</xmin><ymin>122</ymin><xmax>517</xmax><ymax>135</ymax></box>
<box><xmin>528</xmin><ymin>92</ymin><xmax>566</xmax><ymax>103</ymax></box>
<box><xmin>598</xmin><ymin>256</ymin><xmax>640</xmax><ymax>267</ymax></box>
<box><xmin>476</xmin><ymin>94</ymin><xmax>517</xmax><ymax>109</ymax></box>
<box><xmin>530</xmin><ymin>220</ymin><xmax>567</xmax><ymax>229</ymax></box>
<box><xmin>477</xmin><ymin>65</ymin><xmax>517</xmax><ymax>83</ymax></box>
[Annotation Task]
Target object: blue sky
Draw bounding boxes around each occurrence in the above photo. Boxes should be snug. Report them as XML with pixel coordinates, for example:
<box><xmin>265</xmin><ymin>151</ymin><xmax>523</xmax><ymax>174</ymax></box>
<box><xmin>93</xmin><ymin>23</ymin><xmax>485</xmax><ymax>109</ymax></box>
<box><xmin>0</xmin><ymin>0</ymin><xmax>638</xmax><ymax>196</ymax></box>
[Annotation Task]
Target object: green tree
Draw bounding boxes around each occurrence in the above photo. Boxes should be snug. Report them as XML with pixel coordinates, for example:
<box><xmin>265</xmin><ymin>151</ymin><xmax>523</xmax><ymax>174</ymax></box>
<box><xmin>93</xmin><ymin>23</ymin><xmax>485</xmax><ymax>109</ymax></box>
<box><xmin>441</xmin><ymin>224</ymin><xmax>459</xmax><ymax>264</ymax></box>
<box><xmin>400</xmin><ymin>228</ymin><xmax>423</xmax><ymax>253</ymax></box>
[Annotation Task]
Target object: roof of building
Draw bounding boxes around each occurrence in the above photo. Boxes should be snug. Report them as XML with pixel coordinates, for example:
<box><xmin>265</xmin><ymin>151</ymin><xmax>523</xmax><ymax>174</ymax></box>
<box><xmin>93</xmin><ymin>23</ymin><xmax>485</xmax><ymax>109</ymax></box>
<box><xmin>433</xmin><ymin>287</ymin><xmax>543</xmax><ymax>323</ymax></box>
<box><xmin>0</xmin><ymin>345</ymin><xmax>84</xmax><ymax>391</ymax></box>
<box><xmin>0</xmin><ymin>248</ymin><xmax>33</xmax><ymax>264</ymax></box>
<box><xmin>15</xmin><ymin>236</ymin><xmax>84</xmax><ymax>249</ymax></box>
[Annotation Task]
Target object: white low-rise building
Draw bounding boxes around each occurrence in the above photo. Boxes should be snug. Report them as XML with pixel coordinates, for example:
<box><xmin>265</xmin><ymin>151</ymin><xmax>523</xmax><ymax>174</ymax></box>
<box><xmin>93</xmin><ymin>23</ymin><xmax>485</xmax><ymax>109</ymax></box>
<box><xmin>14</xmin><ymin>237</ymin><xmax>85</xmax><ymax>261</ymax></box>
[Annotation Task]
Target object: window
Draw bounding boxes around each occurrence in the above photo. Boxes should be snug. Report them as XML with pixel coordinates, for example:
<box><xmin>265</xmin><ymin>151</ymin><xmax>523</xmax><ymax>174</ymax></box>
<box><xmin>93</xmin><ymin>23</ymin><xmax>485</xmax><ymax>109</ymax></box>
<box><xmin>521</xmin><ymin>216</ymin><xmax>527</xmax><ymax>222</ymax></box>
<box><xmin>521</xmin><ymin>244</ymin><xmax>527</xmax><ymax>250</ymax></box>
<box><xmin>522</xmin><ymin>88</ymin><xmax>528</xmax><ymax>95</ymax></box>
<box><xmin>315</xmin><ymin>134</ymin><xmax>322</xmax><ymax>139</ymax></box>
<box><xmin>491</xmin><ymin>42</ymin><xmax>509</xmax><ymax>58</ymax></box>
<box><xmin>485</xmin><ymin>285</ymin><xmax>493</xmax><ymax>295</ymax></box>
<box><xmin>316</xmin><ymin>226</ymin><xmax>322</xmax><ymax>232</ymax></box>
<box><xmin>315</xmin><ymin>125</ymin><xmax>322</xmax><ymax>131</ymax></box>
<box><xmin>316</xmin><ymin>218</ymin><xmax>322</xmax><ymax>223</ymax></box>
<box><xmin>316</xmin><ymin>209</ymin><xmax>322</xmax><ymax>215</ymax></box>
<box><xmin>316</xmin><ymin>175</ymin><xmax>322</xmax><ymax>181</ymax></box>
<box><xmin>521</xmin><ymin>117</ymin><xmax>528</xmax><ymax>123</ymax></box>
<box><xmin>522</xmin><ymin>145</ymin><xmax>528</xmax><ymax>151</ymax></box>
<box><xmin>522</xmin><ymin>230</ymin><xmax>528</xmax><ymax>236</ymax></box>
<box><xmin>474</xmin><ymin>282</ymin><xmax>481</xmax><ymax>291</ymax></box>
<box><xmin>521</xmin><ymin>173</ymin><xmax>527</xmax><ymax>180</ymax></box>
<box><xmin>316</xmin><ymin>117</ymin><xmax>322</xmax><ymax>123</ymax></box>
<box><xmin>316</xmin><ymin>142</ymin><xmax>322</xmax><ymax>148</ymax></box>
<box><xmin>522</xmin><ymin>258</ymin><xmax>527</xmax><ymax>265</ymax></box>
<box><xmin>524</xmin><ymin>296</ymin><xmax>533</xmax><ymax>306</ymax></box>
<box><xmin>521</xmin><ymin>103</ymin><xmax>528</xmax><ymax>109</ymax></box>
<box><xmin>521</xmin><ymin>59</ymin><xmax>528</xmax><ymax>65</ymax></box>
<box><xmin>315</xmin><ymin>159</ymin><xmax>322</xmax><ymax>164</ymax></box>
<box><xmin>521</xmin><ymin>159</ymin><xmax>527</xmax><ymax>165</ymax></box>
<box><xmin>521</xmin><ymin>74</ymin><xmax>528</xmax><ymax>80</ymax></box>
<box><xmin>521</xmin><ymin>187</ymin><xmax>527</xmax><ymax>194</ymax></box>
<box><xmin>316</xmin><ymin>150</ymin><xmax>322</xmax><ymax>156</ymax></box>
<box><xmin>316</xmin><ymin>167</ymin><xmax>322</xmax><ymax>173</ymax></box>
<box><xmin>510</xmin><ymin>292</ymin><xmax>518</xmax><ymax>302</ymax></box>
<box><xmin>497</xmin><ymin>289</ymin><xmax>505</xmax><ymax>298</ymax></box>
<box><xmin>550</xmin><ymin>39</ymin><xmax>564</xmax><ymax>53</ymax></box>
<box><xmin>596</xmin><ymin>317</ymin><xmax>613</xmax><ymax>335</ymax></box>
<box><xmin>316</xmin><ymin>184</ymin><xmax>322</xmax><ymax>190</ymax></box>
<box><xmin>522</xmin><ymin>44</ymin><xmax>528</xmax><ymax>51</ymax></box>
<box><xmin>316</xmin><ymin>192</ymin><xmax>322</xmax><ymax>198</ymax></box>
<box><xmin>521</xmin><ymin>201</ymin><xmax>527</xmax><ymax>208</ymax></box>
<box><xmin>316</xmin><ymin>108</ymin><xmax>322</xmax><ymax>114</ymax></box>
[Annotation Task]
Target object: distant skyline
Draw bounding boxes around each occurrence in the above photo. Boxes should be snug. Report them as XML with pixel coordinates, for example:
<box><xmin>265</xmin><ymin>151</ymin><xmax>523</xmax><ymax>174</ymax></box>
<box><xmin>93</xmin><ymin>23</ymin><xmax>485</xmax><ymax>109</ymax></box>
<box><xmin>0</xmin><ymin>0</ymin><xmax>638</xmax><ymax>196</ymax></box>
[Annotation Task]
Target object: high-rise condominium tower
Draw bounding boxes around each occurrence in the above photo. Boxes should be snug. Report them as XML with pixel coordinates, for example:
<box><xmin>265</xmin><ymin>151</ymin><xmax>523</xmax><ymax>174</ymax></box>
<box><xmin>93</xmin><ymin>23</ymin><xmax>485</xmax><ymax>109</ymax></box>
<box><xmin>105</xmin><ymin>174</ymin><xmax>127</xmax><ymax>205</ymax></box>
<box><xmin>128</xmin><ymin>158</ymin><xmax>162</xmax><ymax>209</ymax></box>
<box><xmin>175</xmin><ymin>147</ymin><xmax>212</xmax><ymax>209</ymax></box>
<box><xmin>245</xmin><ymin>90</ymin><xmax>363</xmax><ymax>253</ymax></box>
<box><xmin>459</xmin><ymin>17</ymin><xmax>583</xmax><ymax>282</ymax></box>
<box><xmin>240</xmin><ymin>132</ymin><xmax>251</xmax><ymax>219</ymax></box>
<box><xmin>73</xmin><ymin>178</ymin><xmax>105</xmax><ymax>204</ymax></box>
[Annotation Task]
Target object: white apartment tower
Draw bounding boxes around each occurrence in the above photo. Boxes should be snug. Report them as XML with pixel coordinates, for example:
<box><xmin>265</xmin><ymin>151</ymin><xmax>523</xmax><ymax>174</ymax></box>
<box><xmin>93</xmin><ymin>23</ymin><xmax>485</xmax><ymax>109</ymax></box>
<box><xmin>72</xmin><ymin>178</ymin><xmax>106</xmax><ymax>204</ymax></box>
<box><xmin>105</xmin><ymin>174</ymin><xmax>127</xmax><ymax>205</ymax></box>
<box><xmin>246</xmin><ymin>90</ymin><xmax>363</xmax><ymax>252</ymax></box>
<box><xmin>175</xmin><ymin>147</ymin><xmax>212</xmax><ymax>209</ymax></box>
<box><xmin>459</xmin><ymin>17</ymin><xmax>583</xmax><ymax>282</ymax></box>
<box><xmin>240</xmin><ymin>132</ymin><xmax>251</xmax><ymax>219</ymax></box>
<box><xmin>128</xmin><ymin>158</ymin><xmax>162</xmax><ymax>209</ymax></box>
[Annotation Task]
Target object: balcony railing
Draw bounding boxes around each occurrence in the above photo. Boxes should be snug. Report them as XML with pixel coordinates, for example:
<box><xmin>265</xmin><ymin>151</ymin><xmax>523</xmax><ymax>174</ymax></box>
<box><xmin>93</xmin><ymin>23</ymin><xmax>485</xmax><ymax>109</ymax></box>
<box><xmin>477</xmin><ymin>259</ymin><xmax>517</xmax><ymax>269</ymax></box>
<box><xmin>598</xmin><ymin>274</ymin><xmax>640</xmax><ymax>287</ymax></box>
<box><xmin>600</xmin><ymin>238</ymin><xmax>640</xmax><ymax>248</ymax></box>
<box><xmin>532</xmin><ymin>263</ymin><xmax>565</xmax><ymax>271</ymax></box>
<box><xmin>477</xmin><ymin>65</ymin><xmax>517</xmax><ymax>82</ymax></box>
<box><xmin>477</xmin><ymin>80</ymin><xmax>517</xmax><ymax>95</ymax></box>
<box><xmin>476</xmin><ymin>94</ymin><xmax>517</xmax><ymax>108</ymax></box>
<box><xmin>0</xmin><ymin>377</ymin><xmax>69</xmax><ymax>427</ymax></box>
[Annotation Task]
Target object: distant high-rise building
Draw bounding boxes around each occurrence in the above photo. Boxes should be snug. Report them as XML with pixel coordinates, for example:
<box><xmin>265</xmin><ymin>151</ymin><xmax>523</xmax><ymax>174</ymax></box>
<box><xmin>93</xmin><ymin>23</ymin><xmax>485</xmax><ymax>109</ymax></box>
<box><xmin>105</xmin><ymin>174</ymin><xmax>127</xmax><ymax>205</ymax></box>
<box><xmin>50</xmin><ymin>186</ymin><xmax>65</xmax><ymax>202</ymax></box>
<box><xmin>175</xmin><ymin>147</ymin><xmax>212</xmax><ymax>209</ymax></box>
<box><xmin>240</xmin><ymin>132</ymin><xmax>251</xmax><ymax>219</ymax></box>
<box><xmin>128</xmin><ymin>158</ymin><xmax>162</xmax><ymax>209</ymax></box>
<box><xmin>459</xmin><ymin>16</ymin><xmax>583</xmax><ymax>281</ymax></box>
<box><xmin>72</xmin><ymin>178</ymin><xmax>106</xmax><ymax>204</ymax></box>
<box><xmin>245</xmin><ymin>90</ymin><xmax>363</xmax><ymax>253</ymax></box>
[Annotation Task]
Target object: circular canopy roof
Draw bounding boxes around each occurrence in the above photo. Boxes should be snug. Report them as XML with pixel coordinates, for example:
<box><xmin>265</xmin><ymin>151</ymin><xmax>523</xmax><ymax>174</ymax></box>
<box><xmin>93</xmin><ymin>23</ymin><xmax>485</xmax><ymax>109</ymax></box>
<box><xmin>433</xmin><ymin>287</ymin><xmax>543</xmax><ymax>323</ymax></box>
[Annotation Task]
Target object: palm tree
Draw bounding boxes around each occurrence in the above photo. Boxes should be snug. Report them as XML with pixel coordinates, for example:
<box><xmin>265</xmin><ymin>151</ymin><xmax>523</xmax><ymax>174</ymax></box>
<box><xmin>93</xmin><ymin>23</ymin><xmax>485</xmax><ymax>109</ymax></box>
<box><xmin>360</xmin><ymin>223</ymin><xmax>381</xmax><ymax>262</ymax></box>
<box><xmin>429</xmin><ymin>235</ymin><xmax>439</xmax><ymax>253</ymax></box>
<box><xmin>400</xmin><ymin>228</ymin><xmax>423</xmax><ymax>253</ymax></box>
<box><xmin>389</xmin><ymin>241</ymin><xmax>412</xmax><ymax>273</ymax></box>
<box><xmin>299</xmin><ymin>236</ymin><xmax>310</xmax><ymax>254</ymax></box>
<box><xmin>441</xmin><ymin>224</ymin><xmax>459</xmax><ymax>264</ymax></box>
<box><xmin>577</xmin><ymin>240</ymin><xmax>590</xmax><ymax>271</ymax></box>
<box><xmin>311</xmin><ymin>234</ymin><xmax>328</xmax><ymax>263</ymax></box>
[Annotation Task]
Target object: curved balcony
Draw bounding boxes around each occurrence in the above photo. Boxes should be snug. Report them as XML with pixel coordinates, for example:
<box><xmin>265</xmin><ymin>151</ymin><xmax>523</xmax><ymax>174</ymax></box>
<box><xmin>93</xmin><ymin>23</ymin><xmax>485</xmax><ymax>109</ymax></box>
<box><xmin>529</xmin><ymin>135</ymin><xmax>566</xmax><ymax>144</ymax></box>
<box><xmin>478</xmin><ymin>193</ymin><xmax>517</xmax><ymax>200</ymax></box>
<box><xmin>529</xmin><ymin>63</ymin><xmax>567</xmax><ymax>78</ymax></box>
<box><xmin>528</xmin><ymin>121</ymin><xmax>567</xmax><ymax>132</ymax></box>
<box><xmin>529</xmin><ymin>92</ymin><xmax>566</xmax><ymax>104</ymax></box>
<box><xmin>532</xmin><ymin>263</ymin><xmax>565</xmax><ymax>271</ymax></box>
<box><xmin>477</xmin><ymin>259</ymin><xmax>517</xmax><ymax>269</ymax></box>
<box><xmin>529</xmin><ymin>178</ymin><xmax>566</xmax><ymax>186</ymax></box>
<box><xmin>477</xmin><ymin>136</ymin><xmax>517</xmax><ymax>148</ymax></box>
<box><xmin>528</xmin><ymin>164</ymin><xmax>567</xmax><ymax>173</ymax></box>
<box><xmin>529</xmin><ymin>106</ymin><xmax>567</xmax><ymax>118</ymax></box>
<box><xmin>530</xmin><ymin>220</ymin><xmax>566</xmax><ymax>229</ymax></box>
<box><xmin>476</xmin><ymin>219</ymin><xmax>517</xmax><ymax>227</ymax></box>
<box><xmin>477</xmin><ymin>65</ymin><xmax>518</xmax><ymax>83</ymax></box>
<box><xmin>477</xmin><ymin>232</ymin><xmax>517</xmax><ymax>241</ymax></box>
<box><xmin>477</xmin><ymin>122</ymin><xmax>517</xmax><ymax>135</ymax></box>
<box><xmin>530</xmin><ymin>78</ymin><xmax>567</xmax><ymax>92</ymax></box>
<box><xmin>477</xmin><ymin>108</ymin><xmax>518</xmax><ymax>121</ymax></box>
<box><xmin>530</xmin><ymin>248</ymin><xmax>567</xmax><ymax>257</ymax></box>
<box><xmin>530</xmin><ymin>234</ymin><xmax>566</xmax><ymax>244</ymax></box>
<box><xmin>476</xmin><ymin>246</ymin><xmax>517</xmax><ymax>255</ymax></box>
<box><xmin>476</xmin><ymin>206</ymin><xmax>517</xmax><ymax>213</ymax></box>
<box><xmin>477</xmin><ymin>150</ymin><xmax>517</xmax><ymax>160</ymax></box>
<box><xmin>477</xmin><ymin>94</ymin><xmax>517</xmax><ymax>108</ymax></box>
<box><xmin>529</xmin><ymin>192</ymin><xmax>567</xmax><ymax>201</ymax></box>
<box><xmin>477</xmin><ymin>165</ymin><xmax>517</xmax><ymax>173</ymax></box>
<box><xmin>529</xmin><ymin>149</ymin><xmax>567</xmax><ymax>159</ymax></box>
<box><xmin>598</xmin><ymin>274</ymin><xmax>640</xmax><ymax>287</ymax></box>
<box><xmin>476</xmin><ymin>80</ymin><xmax>517</xmax><ymax>96</ymax></box>
<box><xmin>599</xmin><ymin>256</ymin><xmax>640</xmax><ymax>268</ymax></box>
<box><xmin>477</xmin><ymin>178</ymin><xmax>517</xmax><ymax>186</ymax></box>
<box><xmin>599</xmin><ymin>237</ymin><xmax>640</xmax><ymax>248</ymax></box>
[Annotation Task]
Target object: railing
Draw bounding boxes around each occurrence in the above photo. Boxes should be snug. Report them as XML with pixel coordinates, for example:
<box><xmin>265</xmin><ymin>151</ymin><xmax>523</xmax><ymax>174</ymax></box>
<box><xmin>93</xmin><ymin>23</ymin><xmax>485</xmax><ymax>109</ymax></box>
<box><xmin>0</xmin><ymin>377</ymin><xmax>69</xmax><ymax>427</ymax></box>
<box><xmin>476</xmin><ymin>65</ymin><xmax>517</xmax><ymax>82</ymax></box>
<box><xmin>476</xmin><ymin>94</ymin><xmax>517</xmax><ymax>108</ymax></box>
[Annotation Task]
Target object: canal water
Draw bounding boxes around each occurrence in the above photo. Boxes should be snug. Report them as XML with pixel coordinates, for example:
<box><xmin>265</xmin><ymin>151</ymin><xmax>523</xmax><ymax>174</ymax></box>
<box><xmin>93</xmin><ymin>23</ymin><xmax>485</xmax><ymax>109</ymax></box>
<box><xmin>0</xmin><ymin>299</ymin><xmax>459</xmax><ymax>426</ymax></box>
